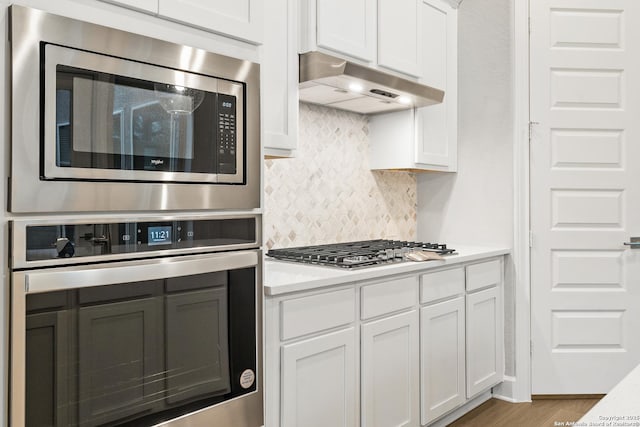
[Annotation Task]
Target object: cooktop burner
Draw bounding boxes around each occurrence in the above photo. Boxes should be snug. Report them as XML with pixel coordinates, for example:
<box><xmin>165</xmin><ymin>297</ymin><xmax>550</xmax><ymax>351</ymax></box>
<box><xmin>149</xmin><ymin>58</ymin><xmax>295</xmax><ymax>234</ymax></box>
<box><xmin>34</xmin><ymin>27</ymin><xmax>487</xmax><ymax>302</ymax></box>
<box><xmin>266</xmin><ymin>239</ymin><xmax>456</xmax><ymax>269</ymax></box>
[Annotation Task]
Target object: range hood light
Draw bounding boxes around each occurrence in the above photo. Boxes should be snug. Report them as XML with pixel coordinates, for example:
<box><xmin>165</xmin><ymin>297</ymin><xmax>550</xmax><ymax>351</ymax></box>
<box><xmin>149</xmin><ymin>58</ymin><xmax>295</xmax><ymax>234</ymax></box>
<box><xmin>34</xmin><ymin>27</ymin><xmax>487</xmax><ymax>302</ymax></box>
<box><xmin>349</xmin><ymin>82</ymin><xmax>364</xmax><ymax>92</ymax></box>
<box><xmin>398</xmin><ymin>96</ymin><xmax>411</xmax><ymax>105</ymax></box>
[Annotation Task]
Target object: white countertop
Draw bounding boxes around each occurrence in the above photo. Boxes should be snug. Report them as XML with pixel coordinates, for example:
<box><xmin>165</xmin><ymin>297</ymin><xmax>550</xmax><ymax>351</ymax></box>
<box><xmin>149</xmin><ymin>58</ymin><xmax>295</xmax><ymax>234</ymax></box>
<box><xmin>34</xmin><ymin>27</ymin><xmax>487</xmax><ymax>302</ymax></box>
<box><xmin>264</xmin><ymin>245</ymin><xmax>510</xmax><ymax>296</ymax></box>
<box><xmin>579</xmin><ymin>363</ymin><xmax>640</xmax><ymax>425</ymax></box>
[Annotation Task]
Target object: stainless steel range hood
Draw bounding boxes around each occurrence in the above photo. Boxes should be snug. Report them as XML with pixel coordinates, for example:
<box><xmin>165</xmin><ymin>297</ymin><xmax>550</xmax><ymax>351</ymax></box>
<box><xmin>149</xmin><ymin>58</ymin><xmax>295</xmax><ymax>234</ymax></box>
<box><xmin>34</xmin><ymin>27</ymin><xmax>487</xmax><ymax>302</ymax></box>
<box><xmin>299</xmin><ymin>51</ymin><xmax>444</xmax><ymax>114</ymax></box>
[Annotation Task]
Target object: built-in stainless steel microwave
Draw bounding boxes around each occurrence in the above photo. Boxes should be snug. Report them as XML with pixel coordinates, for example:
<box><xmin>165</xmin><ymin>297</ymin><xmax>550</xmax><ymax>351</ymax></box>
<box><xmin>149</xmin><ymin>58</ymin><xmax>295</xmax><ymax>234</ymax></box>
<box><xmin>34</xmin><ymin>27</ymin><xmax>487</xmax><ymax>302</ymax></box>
<box><xmin>9</xmin><ymin>6</ymin><xmax>260</xmax><ymax>213</ymax></box>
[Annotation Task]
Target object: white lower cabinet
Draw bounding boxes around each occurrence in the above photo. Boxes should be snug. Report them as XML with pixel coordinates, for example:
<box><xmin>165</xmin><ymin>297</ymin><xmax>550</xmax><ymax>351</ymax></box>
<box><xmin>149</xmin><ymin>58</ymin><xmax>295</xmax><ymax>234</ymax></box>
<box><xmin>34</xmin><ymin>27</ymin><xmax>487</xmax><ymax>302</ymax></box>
<box><xmin>420</xmin><ymin>297</ymin><xmax>465</xmax><ymax>425</ymax></box>
<box><xmin>361</xmin><ymin>311</ymin><xmax>419</xmax><ymax>427</ymax></box>
<box><xmin>281</xmin><ymin>328</ymin><xmax>357</xmax><ymax>427</ymax></box>
<box><xmin>266</xmin><ymin>256</ymin><xmax>505</xmax><ymax>427</ymax></box>
<box><xmin>466</xmin><ymin>285</ymin><xmax>503</xmax><ymax>398</ymax></box>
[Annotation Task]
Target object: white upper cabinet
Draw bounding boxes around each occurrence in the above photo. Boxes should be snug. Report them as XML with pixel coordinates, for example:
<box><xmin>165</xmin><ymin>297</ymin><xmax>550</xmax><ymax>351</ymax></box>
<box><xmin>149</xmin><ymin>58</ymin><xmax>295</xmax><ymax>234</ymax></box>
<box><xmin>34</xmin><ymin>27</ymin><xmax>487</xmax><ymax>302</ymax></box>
<box><xmin>101</xmin><ymin>0</ymin><xmax>158</xmax><ymax>13</ymax></box>
<box><xmin>158</xmin><ymin>0</ymin><xmax>263</xmax><ymax>44</ymax></box>
<box><xmin>369</xmin><ymin>0</ymin><xmax>457</xmax><ymax>172</ymax></box>
<box><xmin>421</xmin><ymin>0</ymin><xmax>448</xmax><ymax>89</ymax></box>
<box><xmin>378</xmin><ymin>0</ymin><xmax>421</xmax><ymax>77</ymax></box>
<box><xmin>100</xmin><ymin>0</ymin><xmax>264</xmax><ymax>45</ymax></box>
<box><xmin>415</xmin><ymin>0</ymin><xmax>457</xmax><ymax>170</ymax></box>
<box><xmin>300</xmin><ymin>0</ymin><xmax>432</xmax><ymax>80</ymax></box>
<box><xmin>314</xmin><ymin>0</ymin><xmax>376</xmax><ymax>62</ymax></box>
<box><xmin>262</xmin><ymin>0</ymin><xmax>299</xmax><ymax>157</ymax></box>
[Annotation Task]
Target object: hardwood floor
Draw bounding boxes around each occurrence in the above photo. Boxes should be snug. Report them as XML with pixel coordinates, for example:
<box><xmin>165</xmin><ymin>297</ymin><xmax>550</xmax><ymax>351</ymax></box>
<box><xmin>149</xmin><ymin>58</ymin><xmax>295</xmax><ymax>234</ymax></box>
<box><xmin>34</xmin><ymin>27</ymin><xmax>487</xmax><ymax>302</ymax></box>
<box><xmin>448</xmin><ymin>397</ymin><xmax>601</xmax><ymax>427</ymax></box>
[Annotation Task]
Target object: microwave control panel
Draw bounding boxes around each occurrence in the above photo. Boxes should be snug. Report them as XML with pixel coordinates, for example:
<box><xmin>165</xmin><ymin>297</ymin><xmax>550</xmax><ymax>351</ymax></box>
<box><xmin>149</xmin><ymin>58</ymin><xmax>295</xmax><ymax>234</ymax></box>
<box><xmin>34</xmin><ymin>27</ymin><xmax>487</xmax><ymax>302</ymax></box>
<box><xmin>217</xmin><ymin>94</ymin><xmax>237</xmax><ymax>175</ymax></box>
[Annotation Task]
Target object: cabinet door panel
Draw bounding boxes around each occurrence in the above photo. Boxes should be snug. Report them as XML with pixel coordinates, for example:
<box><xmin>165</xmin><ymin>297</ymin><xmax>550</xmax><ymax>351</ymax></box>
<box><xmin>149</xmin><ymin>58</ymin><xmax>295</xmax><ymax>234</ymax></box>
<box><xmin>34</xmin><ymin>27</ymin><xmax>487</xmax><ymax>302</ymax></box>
<box><xmin>166</xmin><ymin>287</ymin><xmax>230</xmax><ymax>404</ymax></box>
<box><xmin>361</xmin><ymin>276</ymin><xmax>417</xmax><ymax>320</ymax></box>
<box><xmin>420</xmin><ymin>267</ymin><xmax>464</xmax><ymax>304</ymax></box>
<box><xmin>466</xmin><ymin>259</ymin><xmax>502</xmax><ymax>292</ymax></box>
<box><xmin>281</xmin><ymin>328</ymin><xmax>357</xmax><ymax>427</ymax></box>
<box><xmin>280</xmin><ymin>288</ymin><xmax>355</xmax><ymax>340</ymax></box>
<box><xmin>316</xmin><ymin>0</ymin><xmax>376</xmax><ymax>61</ymax></box>
<box><xmin>158</xmin><ymin>0</ymin><xmax>263</xmax><ymax>44</ymax></box>
<box><xmin>78</xmin><ymin>297</ymin><xmax>163</xmax><ymax>426</ymax></box>
<box><xmin>416</xmin><ymin>0</ymin><xmax>458</xmax><ymax>171</ymax></box>
<box><xmin>421</xmin><ymin>0</ymin><xmax>448</xmax><ymax>89</ymax></box>
<box><xmin>263</xmin><ymin>0</ymin><xmax>298</xmax><ymax>154</ymax></box>
<box><xmin>466</xmin><ymin>286</ymin><xmax>503</xmax><ymax>398</ymax></box>
<box><xmin>420</xmin><ymin>297</ymin><xmax>465</xmax><ymax>424</ymax></box>
<box><xmin>378</xmin><ymin>0</ymin><xmax>421</xmax><ymax>77</ymax></box>
<box><xmin>26</xmin><ymin>312</ymin><xmax>71</xmax><ymax>427</ymax></box>
<box><xmin>361</xmin><ymin>311</ymin><xmax>419</xmax><ymax>427</ymax></box>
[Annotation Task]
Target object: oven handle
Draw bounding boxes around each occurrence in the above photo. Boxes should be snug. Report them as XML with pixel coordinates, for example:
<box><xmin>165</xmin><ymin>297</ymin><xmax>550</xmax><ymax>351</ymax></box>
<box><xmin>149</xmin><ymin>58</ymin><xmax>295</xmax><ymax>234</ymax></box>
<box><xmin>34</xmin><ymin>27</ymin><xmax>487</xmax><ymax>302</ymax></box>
<box><xmin>23</xmin><ymin>250</ymin><xmax>259</xmax><ymax>294</ymax></box>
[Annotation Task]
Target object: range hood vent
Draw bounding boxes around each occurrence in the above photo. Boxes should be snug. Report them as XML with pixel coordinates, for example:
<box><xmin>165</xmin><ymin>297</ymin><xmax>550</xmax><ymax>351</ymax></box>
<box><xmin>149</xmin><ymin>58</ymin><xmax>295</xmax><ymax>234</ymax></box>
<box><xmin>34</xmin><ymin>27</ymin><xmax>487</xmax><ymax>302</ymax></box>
<box><xmin>299</xmin><ymin>51</ymin><xmax>444</xmax><ymax>115</ymax></box>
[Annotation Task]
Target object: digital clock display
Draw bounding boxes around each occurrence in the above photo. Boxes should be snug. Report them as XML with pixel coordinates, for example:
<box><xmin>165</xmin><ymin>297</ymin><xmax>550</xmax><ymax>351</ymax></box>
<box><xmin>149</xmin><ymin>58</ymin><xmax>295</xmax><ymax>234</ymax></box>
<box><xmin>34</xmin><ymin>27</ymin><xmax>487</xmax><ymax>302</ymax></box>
<box><xmin>148</xmin><ymin>226</ymin><xmax>172</xmax><ymax>246</ymax></box>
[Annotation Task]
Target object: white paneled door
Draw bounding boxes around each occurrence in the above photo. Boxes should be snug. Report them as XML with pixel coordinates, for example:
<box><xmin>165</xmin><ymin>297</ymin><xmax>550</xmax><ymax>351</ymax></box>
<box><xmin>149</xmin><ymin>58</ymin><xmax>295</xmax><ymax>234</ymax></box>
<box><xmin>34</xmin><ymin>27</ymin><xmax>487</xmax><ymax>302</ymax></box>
<box><xmin>530</xmin><ymin>0</ymin><xmax>640</xmax><ymax>393</ymax></box>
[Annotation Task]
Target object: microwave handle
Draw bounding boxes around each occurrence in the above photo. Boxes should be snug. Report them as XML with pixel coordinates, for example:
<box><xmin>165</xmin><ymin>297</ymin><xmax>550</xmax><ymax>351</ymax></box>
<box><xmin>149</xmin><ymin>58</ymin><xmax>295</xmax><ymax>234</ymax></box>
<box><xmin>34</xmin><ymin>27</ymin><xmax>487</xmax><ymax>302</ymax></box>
<box><xmin>22</xmin><ymin>250</ymin><xmax>259</xmax><ymax>294</ymax></box>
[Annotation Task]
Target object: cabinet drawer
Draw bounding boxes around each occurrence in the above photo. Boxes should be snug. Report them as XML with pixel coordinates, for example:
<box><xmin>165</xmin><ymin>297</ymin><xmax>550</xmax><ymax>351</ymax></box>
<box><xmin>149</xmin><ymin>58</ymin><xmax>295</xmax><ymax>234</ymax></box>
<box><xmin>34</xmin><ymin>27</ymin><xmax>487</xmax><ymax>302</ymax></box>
<box><xmin>420</xmin><ymin>268</ymin><xmax>464</xmax><ymax>304</ymax></box>
<box><xmin>466</xmin><ymin>259</ymin><xmax>501</xmax><ymax>292</ymax></box>
<box><xmin>361</xmin><ymin>276</ymin><xmax>417</xmax><ymax>320</ymax></box>
<box><xmin>280</xmin><ymin>288</ymin><xmax>355</xmax><ymax>340</ymax></box>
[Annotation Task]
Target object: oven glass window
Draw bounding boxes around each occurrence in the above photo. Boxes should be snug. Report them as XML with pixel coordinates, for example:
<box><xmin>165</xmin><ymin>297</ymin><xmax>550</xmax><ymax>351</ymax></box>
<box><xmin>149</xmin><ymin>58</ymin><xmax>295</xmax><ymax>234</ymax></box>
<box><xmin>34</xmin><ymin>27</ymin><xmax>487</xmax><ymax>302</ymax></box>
<box><xmin>24</xmin><ymin>268</ymin><xmax>256</xmax><ymax>427</ymax></box>
<box><xmin>55</xmin><ymin>65</ymin><xmax>237</xmax><ymax>176</ymax></box>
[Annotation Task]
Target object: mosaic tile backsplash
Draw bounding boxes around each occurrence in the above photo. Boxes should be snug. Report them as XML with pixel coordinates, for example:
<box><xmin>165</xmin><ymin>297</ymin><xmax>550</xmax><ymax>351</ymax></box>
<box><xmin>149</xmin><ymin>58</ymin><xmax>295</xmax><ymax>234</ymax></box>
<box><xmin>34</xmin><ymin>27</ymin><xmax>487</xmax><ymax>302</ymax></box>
<box><xmin>264</xmin><ymin>103</ymin><xmax>417</xmax><ymax>249</ymax></box>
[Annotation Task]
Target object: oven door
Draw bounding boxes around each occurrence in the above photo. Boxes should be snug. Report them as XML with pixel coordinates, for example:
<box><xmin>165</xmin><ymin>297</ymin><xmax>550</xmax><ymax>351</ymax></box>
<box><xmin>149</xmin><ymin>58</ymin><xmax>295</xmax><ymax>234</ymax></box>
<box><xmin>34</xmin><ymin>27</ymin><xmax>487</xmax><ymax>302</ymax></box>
<box><xmin>10</xmin><ymin>251</ymin><xmax>263</xmax><ymax>427</ymax></box>
<box><xmin>44</xmin><ymin>44</ymin><xmax>244</xmax><ymax>184</ymax></box>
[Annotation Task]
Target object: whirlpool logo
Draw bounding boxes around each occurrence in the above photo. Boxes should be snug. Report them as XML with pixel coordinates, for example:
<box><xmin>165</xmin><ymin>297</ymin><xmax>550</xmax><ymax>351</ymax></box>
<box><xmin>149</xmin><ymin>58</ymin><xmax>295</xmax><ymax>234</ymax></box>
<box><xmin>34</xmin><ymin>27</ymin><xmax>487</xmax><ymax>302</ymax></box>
<box><xmin>151</xmin><ymin>159</ymin><xmax>164</xmax><ymax>166</ymax></box>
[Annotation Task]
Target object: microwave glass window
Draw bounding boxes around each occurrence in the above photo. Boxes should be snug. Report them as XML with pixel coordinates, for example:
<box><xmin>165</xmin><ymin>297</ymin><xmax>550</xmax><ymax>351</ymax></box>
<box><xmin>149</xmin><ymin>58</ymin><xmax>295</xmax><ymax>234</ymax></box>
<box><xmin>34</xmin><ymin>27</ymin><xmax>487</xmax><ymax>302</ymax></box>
<box><xmin>54</xmin><ymin>65</ymin><xmax>235</xmax><ymax>176</ymax></box>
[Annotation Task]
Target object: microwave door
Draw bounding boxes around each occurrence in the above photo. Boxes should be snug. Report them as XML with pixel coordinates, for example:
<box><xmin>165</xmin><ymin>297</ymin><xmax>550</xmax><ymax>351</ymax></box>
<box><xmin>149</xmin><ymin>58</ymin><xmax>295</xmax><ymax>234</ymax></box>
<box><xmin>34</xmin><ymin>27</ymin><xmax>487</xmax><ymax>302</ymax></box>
<box><xmin>44</xmin><ymin>43</ymin><xmax>222</xmax><ymax>183</ymax></box>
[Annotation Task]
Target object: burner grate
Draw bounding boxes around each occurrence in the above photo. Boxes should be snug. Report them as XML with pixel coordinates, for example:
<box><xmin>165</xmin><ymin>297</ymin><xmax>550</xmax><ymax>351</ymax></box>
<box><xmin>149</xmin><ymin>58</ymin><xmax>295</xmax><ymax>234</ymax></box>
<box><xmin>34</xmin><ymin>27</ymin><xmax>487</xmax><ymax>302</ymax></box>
<box><xmin>267</xmin><ymin>239</ymin><xmax>456</xmax><ymax>268</ymax></box>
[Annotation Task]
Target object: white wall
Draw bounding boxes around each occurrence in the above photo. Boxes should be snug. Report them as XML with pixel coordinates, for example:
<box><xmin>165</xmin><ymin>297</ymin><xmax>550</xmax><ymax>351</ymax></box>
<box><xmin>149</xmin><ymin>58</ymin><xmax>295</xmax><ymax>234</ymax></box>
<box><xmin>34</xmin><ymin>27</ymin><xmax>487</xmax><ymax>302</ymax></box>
<box><xmin>264</xmin><ymin>103</ymin><xmax>418</xmax><ymax>249</ymax></box>
<box><xmin>417</xmin><ymin>0</ymin><xmax>515</xmax><ymax>375</ymax></box>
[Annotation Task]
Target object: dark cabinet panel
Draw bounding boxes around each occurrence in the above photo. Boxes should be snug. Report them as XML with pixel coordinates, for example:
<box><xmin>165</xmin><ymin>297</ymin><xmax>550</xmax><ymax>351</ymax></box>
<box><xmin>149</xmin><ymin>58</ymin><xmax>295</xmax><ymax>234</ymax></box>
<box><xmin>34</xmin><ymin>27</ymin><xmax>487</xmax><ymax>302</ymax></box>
<box><xmin>22</xmin><ymin>269</ymin><xmax>250</xmax><ymax>427</ymax></box>
<box><xmin>166</xmin><ymin>287</ymin><xmax>230</xmax><ymax>404</ymax></box>
<box><xmin>78</xmin><ymin>279</ymin><xmax>163</xmax><ymax>305</ymax></box>
<box><xmin>165</xmin><ymin>271</ymin><xmax>226</xmax><ymax>293</ymax></box>
<box><xmin>78</xmin><ymin>297</ymin><xmax>163</xmax><ymax>426</ymax></box>
<box><xmin>26</xmin><ymin>312</ymin><xmax>71</xmax><ymax>427</ymax></box>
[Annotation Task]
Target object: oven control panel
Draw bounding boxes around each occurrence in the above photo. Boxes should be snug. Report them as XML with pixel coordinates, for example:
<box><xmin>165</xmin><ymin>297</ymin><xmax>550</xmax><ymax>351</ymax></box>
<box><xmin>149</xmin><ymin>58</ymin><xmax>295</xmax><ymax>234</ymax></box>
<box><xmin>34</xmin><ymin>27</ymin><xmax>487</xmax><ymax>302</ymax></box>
<box><xmin>23</xmin><ymin>217</ymin><xmax>257</xmax><ymax>262</ymax></box>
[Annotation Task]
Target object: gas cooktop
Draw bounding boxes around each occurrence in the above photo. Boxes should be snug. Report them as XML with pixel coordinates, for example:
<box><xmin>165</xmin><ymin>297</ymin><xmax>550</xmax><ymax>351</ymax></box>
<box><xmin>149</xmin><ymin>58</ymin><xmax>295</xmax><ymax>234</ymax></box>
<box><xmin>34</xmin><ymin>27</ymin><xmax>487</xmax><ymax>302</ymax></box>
<box><xmin>266</xmin><ymin>239</ymin><xmax>456</xmax><ymax>269</ymax></box>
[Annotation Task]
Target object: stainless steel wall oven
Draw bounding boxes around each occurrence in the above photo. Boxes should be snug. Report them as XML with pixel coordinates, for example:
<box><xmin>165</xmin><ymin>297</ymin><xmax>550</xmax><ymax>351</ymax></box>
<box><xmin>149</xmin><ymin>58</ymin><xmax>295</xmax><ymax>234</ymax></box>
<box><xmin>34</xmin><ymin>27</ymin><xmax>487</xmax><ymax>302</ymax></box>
<box><xmin>9</xmin><ymin>5</ymin><xmax>260</xmax><ymax>213</ymax></box>
<box><xmin>10</xmin><ymin>214</ymin><xmax>263</xmax><ymax>427</ymax></box>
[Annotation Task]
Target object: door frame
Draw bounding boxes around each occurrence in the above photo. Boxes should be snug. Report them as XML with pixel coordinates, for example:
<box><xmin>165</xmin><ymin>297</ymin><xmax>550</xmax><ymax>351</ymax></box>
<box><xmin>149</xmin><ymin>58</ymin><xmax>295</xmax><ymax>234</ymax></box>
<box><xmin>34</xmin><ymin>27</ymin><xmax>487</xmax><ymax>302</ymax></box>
<box><xmin>511</xmin><ymin>0</ymin><xmax>532</xmax><ymax>403</ymax></box>
<box><xmin>479</xmin><ymin>0</ymin><xmax>531</xmax><ymax>403</ymax></box>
